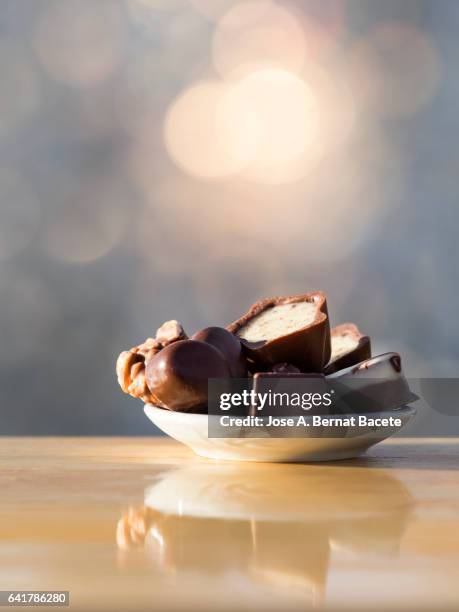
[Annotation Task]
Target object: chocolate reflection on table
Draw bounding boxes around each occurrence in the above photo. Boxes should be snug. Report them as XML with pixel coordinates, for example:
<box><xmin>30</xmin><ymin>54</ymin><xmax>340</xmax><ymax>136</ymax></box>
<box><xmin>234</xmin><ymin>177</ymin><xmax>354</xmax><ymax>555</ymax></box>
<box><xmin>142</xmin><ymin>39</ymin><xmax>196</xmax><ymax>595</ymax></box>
<box><xmin>116</xmin><ymin>464</ymin><xmax>414</xmax><ymax>605</ymax></box>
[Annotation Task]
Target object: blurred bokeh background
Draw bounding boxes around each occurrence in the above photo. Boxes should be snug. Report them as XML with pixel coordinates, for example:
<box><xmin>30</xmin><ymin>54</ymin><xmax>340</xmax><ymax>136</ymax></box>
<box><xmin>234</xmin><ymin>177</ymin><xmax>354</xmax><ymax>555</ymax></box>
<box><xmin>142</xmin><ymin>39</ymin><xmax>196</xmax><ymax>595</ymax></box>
<box><xmin>1</xmin><ymin>0</ymin><xmax>457</xmax><ymax>434</ymax></box>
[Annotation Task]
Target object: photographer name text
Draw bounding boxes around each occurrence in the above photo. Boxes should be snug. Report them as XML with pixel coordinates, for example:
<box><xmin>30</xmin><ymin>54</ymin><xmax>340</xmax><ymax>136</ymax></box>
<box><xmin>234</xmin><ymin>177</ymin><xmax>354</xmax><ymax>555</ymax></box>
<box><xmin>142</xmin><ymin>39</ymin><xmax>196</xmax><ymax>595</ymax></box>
<box><xmin>219</xmin><ymin>415</ymin><xmax>402</xmax><ymax>428</ymax></box>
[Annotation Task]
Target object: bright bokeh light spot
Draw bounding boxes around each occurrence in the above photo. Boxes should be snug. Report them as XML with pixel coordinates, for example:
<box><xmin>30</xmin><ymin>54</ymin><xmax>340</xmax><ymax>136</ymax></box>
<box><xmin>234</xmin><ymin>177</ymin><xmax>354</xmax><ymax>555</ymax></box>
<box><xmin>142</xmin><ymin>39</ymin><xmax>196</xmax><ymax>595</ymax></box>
<box><xmin>212</xmin><ymin>1</ymin><xmax>307</xmax><ymax>78</ymax></box>
<box><xmin>235</xmin><ymin>69</ymin><xmax>321</xmax><ymax>183</ymax></box>
<box><xmin>349</xmin><ymin>21</ymin><xmax>441</xmax><ymax>117</ymax></box>
<box><xmin>164</xmin><ymin>81</ymin><xmax>258</xmax><ymax>179</ymax></box>
<box><xmin>35</xmin><ymin>1</ymin><xmax>124</xmax><ymax>88</ymax></box>
<box><xmin>0</xmin><ymin>169</ymin><xmax>41</xmax><ymax>261</ymax></box>
<box><xmin>164</xmin><ymin>69</ymin><xmax>321</xmax><ymax>184</ymax></box>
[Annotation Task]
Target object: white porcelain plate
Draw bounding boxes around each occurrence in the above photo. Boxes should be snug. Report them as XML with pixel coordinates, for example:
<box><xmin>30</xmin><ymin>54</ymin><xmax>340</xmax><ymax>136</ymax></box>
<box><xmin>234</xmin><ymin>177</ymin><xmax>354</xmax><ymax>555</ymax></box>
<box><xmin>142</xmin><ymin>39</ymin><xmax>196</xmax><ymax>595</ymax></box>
<box><xmin>144</xmin><ymin>404</ymin><xmax>416</xmax><ymax>463</ymax></box>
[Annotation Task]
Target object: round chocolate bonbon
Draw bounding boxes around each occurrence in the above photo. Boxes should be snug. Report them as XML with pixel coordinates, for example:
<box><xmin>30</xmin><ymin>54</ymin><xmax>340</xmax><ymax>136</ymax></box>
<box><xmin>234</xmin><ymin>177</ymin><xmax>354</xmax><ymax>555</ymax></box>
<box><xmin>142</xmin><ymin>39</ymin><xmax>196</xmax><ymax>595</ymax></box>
<box><xmin>192</xmin><ymin>326</ymin><xmax>247</xmax><ymax>377</ymax></box>
<box><xmin>145</xmin><ymin>339</ymin><xmax>230</xmax><ymax>412</ymax></box>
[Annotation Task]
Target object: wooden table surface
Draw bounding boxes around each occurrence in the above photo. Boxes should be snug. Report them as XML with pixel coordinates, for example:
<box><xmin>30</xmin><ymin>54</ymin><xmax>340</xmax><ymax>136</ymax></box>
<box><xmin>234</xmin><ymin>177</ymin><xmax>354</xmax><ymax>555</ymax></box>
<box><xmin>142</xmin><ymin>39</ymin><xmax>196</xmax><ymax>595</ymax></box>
<box><xmin>0</xmin><ymin>438</ymin><xmax>458</xmax><ymax>611</ymax></box>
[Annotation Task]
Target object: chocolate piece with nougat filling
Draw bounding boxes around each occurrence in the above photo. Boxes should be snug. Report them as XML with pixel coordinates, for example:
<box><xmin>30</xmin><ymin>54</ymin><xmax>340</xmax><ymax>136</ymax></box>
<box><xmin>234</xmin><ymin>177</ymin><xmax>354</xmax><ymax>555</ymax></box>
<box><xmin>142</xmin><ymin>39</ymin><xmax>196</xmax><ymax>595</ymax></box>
<box><xmin>324</xmin><ymin>323</ymin><xmax>371</xmax><ymax>375</ymax></box>
<box><xmin>227</xmin><ymin>292</ymin><xmax>331</xmax><ymax>371</ymax></box>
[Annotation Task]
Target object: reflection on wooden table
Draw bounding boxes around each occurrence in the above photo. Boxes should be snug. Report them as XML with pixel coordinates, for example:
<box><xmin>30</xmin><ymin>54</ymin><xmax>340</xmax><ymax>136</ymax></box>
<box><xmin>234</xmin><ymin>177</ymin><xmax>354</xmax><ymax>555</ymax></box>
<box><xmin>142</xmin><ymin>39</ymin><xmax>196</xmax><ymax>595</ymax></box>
<box><xmin>0</xmin><ymin>438</ymin><xmax>458</xmax><ymax>611</ymax></box>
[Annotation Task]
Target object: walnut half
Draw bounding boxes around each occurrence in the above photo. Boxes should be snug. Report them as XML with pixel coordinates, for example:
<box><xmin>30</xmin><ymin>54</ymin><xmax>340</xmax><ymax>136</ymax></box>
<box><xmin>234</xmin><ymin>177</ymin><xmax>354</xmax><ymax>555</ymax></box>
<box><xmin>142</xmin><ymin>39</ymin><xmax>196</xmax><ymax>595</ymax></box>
<box><xmin>116</xmin><ymin>349</ymin><xmax>159</xmax><ymax>404</ymax></box>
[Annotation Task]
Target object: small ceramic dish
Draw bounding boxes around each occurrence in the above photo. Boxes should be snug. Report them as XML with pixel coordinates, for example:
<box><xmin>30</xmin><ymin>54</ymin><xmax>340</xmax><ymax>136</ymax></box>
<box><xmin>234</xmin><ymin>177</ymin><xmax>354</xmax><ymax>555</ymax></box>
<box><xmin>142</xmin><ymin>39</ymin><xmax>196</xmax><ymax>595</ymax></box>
<box><xmin>144</xmin><ymin>404</ymin><xmax>416</xmax><ymax>462</ymax></box>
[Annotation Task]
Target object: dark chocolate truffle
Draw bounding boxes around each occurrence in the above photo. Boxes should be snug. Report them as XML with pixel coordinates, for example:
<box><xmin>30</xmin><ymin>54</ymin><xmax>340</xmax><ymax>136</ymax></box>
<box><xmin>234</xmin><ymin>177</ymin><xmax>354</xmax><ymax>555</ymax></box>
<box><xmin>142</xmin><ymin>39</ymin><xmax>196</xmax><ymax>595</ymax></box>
<box><xmin>192</xmin><ymin>326</ymin><xmax>247</xmax><ymax>377</ymax></box>
<box><xmin>145</xmin><ymin>339</ymin><xmax>231</xmax><ymax>412</ymax></box>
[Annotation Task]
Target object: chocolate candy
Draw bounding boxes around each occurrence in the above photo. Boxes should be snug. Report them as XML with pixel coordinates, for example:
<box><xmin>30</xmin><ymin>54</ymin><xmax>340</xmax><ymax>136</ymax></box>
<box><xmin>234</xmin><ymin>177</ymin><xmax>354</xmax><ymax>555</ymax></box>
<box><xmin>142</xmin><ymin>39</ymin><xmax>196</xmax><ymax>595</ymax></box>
<box><xmin>324</xmin><ymin>323</ymin><xmax>371</xmax><ymax>375</ymax></box>
<box><xmin>146</xmin><ymin>340</ymin><xmax>231</xmax><ymax>412</ymax></box>
<box><xmin>192</xmin><ymin>326</ymin><xmax>247</xmax><ymax>377</ymax></box>
<box><xmin>326</xmin><ymin>352</ymin><xmax>418</xmax><ymax>413</ymax></box>
<box><xmin>251</xmin><ymin>372</ymin><xmax>330</xmax><ymax>417</ymax></box>
<box><xmin>227</xmin><ymin>292</ymin><xmax>331</xmax><ymax>371</ymax></box>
